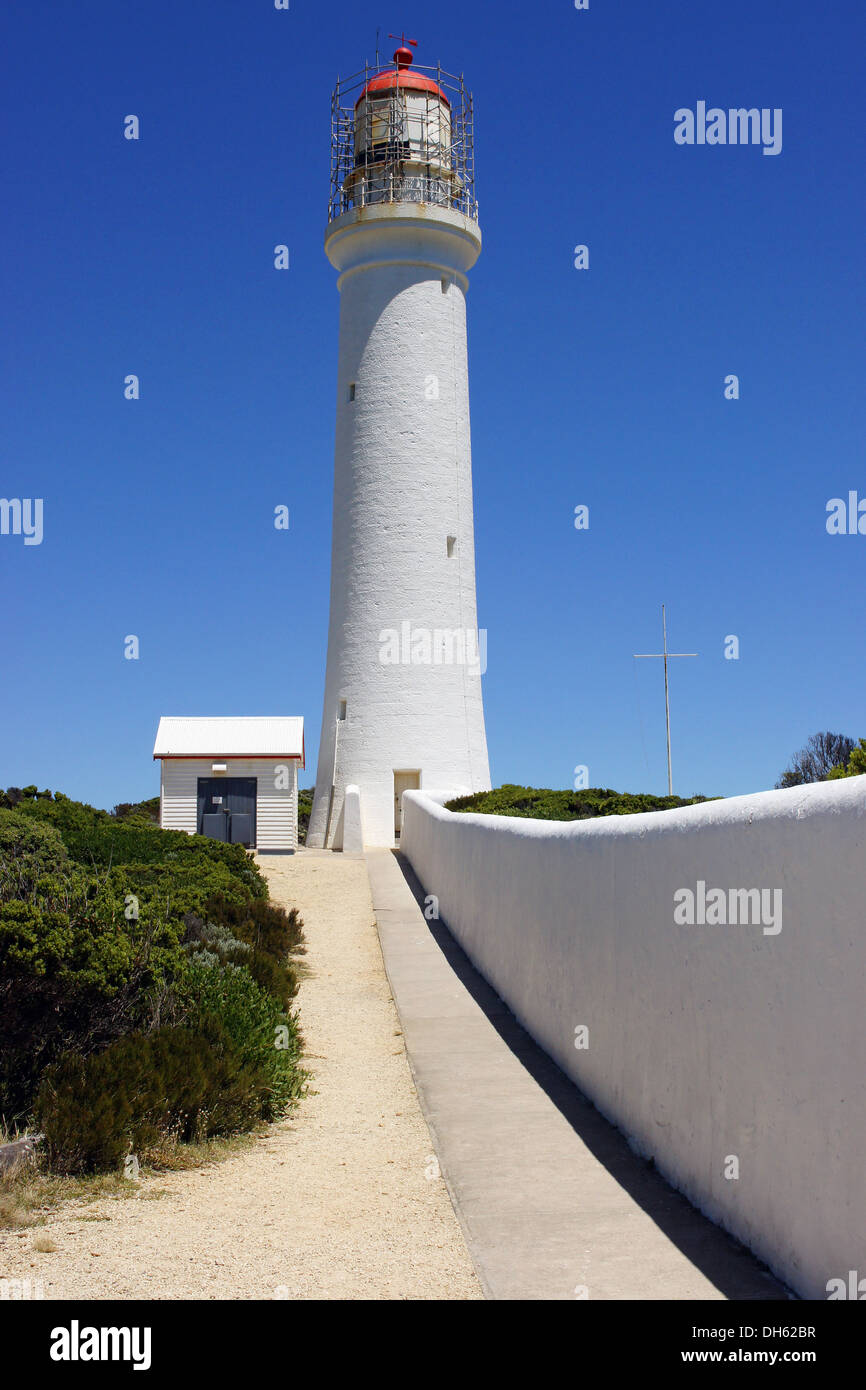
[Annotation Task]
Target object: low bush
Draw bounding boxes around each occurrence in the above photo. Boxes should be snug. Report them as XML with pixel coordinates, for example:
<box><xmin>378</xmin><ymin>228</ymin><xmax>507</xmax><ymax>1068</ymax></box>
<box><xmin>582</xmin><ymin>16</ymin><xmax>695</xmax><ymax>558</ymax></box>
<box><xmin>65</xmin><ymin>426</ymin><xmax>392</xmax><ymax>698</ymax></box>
<box><xmin>111</xmin><ymin>797</ymin><xmax>160</xmax><ymax>823</ymax></box>
<box><xmin>206</xmin><ymin>890</ymin><xmax>305</xmax><ymax>957</ymax></box>
<box><xmin>1</xmin><ymin>786</ymin><xmax>306</xmax><ymax>1164</ymax></box>
<box><xmin>36</xmin><ymin>1024</ymin><xmax>273</xmax><ymax>1174</ymax></box>
<box><xmin>0</xmin><ymin>811</ymin><xmax>70</xmax><ymax>901</ymax></box>
<box><xmin>171</xmin><ymin>958</ymin><xmax>305</xmax><ymax>1118</ymax></box>
<box><xmin>297</xmin><ymin>788</ymin><xmax>313</xmax><ymax>845</ymax></box>
<box><xmin>445</xmin><ymin>784</ymin><xmax>714</xmax><ymax>820</ymax></box>
<box><xmin>0</xmin><ymin>786</ymin><xmax>53</xmax><ymax>811</ymax></box>
<box><xmin>827</xmin><ymin>739</ymin><xmax>866</xmax><ymax>780</ymax></box>
<box><xmin>9</xmin><ymin>794</ymin><xmax>267</xmax><ymax>899</ymax></box>
<box><xmin>181</xmin><ymin>909</ymin><xmax>288</xmax><ymax>1005</ymax></box>
<box><xmin>103</xmin><ymin>861</ymin><xmax>258</xmax><ymax>925</ymax></box>
<box><xmin>0</xmin><ymin>882</ymin><xmax>187</xmax><ymax>1121</ymax></box>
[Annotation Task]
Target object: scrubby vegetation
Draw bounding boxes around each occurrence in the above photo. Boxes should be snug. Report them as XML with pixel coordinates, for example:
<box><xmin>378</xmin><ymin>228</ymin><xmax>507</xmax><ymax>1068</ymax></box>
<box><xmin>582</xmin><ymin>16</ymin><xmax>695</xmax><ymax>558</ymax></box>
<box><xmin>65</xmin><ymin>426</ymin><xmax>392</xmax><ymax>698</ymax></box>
<box><xmin>828</xmin><ymin>739</ymin><xmax>866</xmax><ymax>779</ymax></box>
<box><xmin>445</xmin><ymin>784</ymin><xmax>714</xmax><ymax>820</ymax></box>
<box><xmin>0</xmin><ymin>788</ymin><xmax>306</xmax><ymax>1176</ymax></box>
<box><xmin>297</xmin><ymin>787</ymin><xmax>313</xmax><ymax>845</ymax></box>
<box><xmin>775</xmin><ymin>732</ymin><xmax>859</xmax><ymax>788</ymax></box>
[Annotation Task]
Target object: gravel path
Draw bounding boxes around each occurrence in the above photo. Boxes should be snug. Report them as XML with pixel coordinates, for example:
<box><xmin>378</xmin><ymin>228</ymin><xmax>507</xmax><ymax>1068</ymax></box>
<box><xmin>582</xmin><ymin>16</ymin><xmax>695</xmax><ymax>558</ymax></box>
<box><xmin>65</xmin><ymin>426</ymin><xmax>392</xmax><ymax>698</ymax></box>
<box><xmin>0</xmin><ymin>850</ymin><xmax>482</xmax><ymax>1300</ymax></box>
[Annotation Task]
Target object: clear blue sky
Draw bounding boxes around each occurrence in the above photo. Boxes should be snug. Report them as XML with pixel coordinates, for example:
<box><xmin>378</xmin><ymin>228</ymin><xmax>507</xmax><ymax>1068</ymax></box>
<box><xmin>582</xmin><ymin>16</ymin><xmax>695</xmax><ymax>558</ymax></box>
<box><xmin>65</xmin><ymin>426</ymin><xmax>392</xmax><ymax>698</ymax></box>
<box><xmin>2</xmin><ymin>0</ymin><xmax>864</xmax><ymax>809</ymax></box>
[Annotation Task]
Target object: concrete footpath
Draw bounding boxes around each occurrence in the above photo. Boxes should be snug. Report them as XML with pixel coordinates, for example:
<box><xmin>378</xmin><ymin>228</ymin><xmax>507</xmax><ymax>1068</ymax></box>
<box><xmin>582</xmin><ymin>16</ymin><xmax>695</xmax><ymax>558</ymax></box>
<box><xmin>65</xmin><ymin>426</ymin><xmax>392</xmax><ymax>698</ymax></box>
<box><xmin>367</xmin><ymin>849</ymin><xmax>790</xmax><ymax>1302</ymax></box>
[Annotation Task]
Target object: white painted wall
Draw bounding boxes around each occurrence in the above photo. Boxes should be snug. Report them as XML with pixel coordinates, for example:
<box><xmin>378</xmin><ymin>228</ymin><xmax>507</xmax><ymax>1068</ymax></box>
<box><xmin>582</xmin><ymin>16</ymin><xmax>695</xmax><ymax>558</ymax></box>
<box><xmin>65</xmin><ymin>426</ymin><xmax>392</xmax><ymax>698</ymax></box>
<box><xmin>401</xmin><ymin>778</ymin><xmax>866</xmax><ymax>1300</ymax></box>
<box><xmin>308</xmin><ymin>204</ymin><xmax>491</xmax><ymax>850</ymax></box>
<box><xmin>159</xmin><ymin>758</ymin><xmax>299</xmax><ymax>850</ymax></box>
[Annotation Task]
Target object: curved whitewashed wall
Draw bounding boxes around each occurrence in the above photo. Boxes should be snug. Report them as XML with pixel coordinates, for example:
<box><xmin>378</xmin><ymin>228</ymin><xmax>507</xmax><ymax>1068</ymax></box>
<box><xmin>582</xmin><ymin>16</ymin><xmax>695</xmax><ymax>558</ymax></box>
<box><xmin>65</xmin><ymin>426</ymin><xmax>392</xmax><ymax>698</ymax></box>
<box><xmin>401</xmin><ymin>778</ymin><xmax>866</xmax><ymax>1300</ymax></box>
<box><xmin>308</xmin><ymin>204</ymin><xmax>491</xmax><ymax>850</ymax></box>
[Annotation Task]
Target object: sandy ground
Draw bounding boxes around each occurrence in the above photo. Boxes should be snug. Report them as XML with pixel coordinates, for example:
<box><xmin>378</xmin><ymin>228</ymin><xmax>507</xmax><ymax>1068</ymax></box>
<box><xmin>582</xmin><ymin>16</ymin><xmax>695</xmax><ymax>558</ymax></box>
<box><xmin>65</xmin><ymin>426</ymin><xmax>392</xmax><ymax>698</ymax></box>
<box><xmin>0</xmin><ymin>850</ymin><xmax>482</xmax><ymax>1300</ymax></box>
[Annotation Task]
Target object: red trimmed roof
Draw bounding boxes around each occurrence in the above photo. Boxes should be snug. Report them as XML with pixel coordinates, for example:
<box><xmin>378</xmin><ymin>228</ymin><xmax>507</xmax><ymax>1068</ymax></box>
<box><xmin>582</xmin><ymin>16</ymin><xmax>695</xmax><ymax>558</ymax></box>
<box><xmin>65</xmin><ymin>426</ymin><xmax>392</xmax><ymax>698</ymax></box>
<box><xmin>153</xmin><ymin>716</ymin><xmax>304</xmax><ymax>769</ymax></box>
<box><xmin>356</xmin><ymin>69</ymin><xmax>449</xmax><ymax>108</ymax></box>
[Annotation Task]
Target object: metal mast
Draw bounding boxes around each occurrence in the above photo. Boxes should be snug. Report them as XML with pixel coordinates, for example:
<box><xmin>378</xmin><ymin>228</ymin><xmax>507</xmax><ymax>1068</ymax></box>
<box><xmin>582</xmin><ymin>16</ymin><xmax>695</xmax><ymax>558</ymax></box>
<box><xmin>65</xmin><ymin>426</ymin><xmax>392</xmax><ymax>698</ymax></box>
<box><xmin>633</xmin><ymin>605</ymin><xmax>697</xmax><ymax>796</ymax></box>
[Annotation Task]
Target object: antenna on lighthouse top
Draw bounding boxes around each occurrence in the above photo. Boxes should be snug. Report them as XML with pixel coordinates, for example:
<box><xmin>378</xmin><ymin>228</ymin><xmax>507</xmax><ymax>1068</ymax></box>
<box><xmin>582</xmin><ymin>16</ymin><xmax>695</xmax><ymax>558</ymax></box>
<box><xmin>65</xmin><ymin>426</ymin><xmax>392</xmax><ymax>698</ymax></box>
<box><xmin>388</xmin><ymin>33</ymin><xmax>418</xmax><ymax>67</ymax></box>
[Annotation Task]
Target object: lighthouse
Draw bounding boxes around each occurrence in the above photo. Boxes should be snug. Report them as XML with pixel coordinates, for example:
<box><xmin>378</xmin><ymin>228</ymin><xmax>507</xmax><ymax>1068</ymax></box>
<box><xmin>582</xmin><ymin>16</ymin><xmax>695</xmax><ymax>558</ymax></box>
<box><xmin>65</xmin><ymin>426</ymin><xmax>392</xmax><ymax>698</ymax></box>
<box><xmin>307</xmin><ymin>39</ymin><xmax>491</xmax><ymax>850</ymax></box>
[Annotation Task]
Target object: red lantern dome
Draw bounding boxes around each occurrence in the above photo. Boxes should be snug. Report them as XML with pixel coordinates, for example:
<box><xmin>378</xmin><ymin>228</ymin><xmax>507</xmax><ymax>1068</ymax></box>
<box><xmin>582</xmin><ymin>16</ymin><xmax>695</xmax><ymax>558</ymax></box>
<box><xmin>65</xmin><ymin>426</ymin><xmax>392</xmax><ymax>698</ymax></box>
<box><xmin>355</xmin><ymin>42</ymin><xmax>450</xmax><ymax>108</ymax></box>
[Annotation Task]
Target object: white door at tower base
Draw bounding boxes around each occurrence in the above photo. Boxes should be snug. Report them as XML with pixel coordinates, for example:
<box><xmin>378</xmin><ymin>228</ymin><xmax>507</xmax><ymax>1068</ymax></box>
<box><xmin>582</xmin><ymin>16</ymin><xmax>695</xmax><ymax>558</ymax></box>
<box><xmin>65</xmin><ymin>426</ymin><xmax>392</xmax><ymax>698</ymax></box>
<box><xmin>393</xmin><ymin>770</ymin><xmax>421</xmax><ymax>838</ymax></box>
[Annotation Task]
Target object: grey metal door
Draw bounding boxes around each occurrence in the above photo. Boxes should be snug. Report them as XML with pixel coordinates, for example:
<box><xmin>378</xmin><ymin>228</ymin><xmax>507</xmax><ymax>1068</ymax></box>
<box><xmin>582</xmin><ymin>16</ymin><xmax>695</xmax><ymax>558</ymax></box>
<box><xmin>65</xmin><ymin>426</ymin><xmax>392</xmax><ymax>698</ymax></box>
<box><xmin>197</xmin><ymin>778</ymin><xmax>257</xmax><ymax>846</ymax></box>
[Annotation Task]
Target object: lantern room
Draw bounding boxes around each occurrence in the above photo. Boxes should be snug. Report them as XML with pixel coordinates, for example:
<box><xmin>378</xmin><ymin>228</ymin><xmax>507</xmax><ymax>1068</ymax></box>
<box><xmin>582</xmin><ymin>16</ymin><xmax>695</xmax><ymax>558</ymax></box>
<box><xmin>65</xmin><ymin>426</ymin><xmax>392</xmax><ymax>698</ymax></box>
<box><xmin>330</xmin><ymin>40</ymin><xmax>475</xmax><ymax>218</ymax></box>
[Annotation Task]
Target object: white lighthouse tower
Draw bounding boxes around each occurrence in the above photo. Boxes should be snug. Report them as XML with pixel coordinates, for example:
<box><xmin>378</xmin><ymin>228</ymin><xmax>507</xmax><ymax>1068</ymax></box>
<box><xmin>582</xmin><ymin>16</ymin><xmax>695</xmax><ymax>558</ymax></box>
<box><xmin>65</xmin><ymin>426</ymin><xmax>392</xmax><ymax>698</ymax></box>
<box><xmin>307</xmin><ymin>38</ymin><xmax>491</xmax><ymax>850</ymax></box>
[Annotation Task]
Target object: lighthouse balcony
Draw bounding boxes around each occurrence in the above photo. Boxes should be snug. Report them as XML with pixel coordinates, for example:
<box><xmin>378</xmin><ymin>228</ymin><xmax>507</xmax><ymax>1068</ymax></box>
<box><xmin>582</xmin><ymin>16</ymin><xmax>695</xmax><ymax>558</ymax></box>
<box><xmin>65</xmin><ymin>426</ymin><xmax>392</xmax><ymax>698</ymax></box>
<box><xmin>344</xmin><ymin>167</ymin><xmax>460</xmax><ymax>212</ymax></box>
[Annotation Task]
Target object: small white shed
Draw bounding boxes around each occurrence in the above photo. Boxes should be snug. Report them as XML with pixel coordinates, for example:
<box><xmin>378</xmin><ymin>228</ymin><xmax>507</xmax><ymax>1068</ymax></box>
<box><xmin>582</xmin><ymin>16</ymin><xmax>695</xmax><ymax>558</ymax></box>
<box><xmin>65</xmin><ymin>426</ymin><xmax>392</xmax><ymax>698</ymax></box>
<box><xmin>153</xmin><ymin>716</ymin><xmax>305</xmax><ymax>853</ymax></box>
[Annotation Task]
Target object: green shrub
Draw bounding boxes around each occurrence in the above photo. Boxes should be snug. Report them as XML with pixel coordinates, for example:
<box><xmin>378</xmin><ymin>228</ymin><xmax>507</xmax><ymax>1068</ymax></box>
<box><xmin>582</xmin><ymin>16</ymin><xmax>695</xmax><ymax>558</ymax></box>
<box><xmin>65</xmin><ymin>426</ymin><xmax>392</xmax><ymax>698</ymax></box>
<box><xmin>36</xmin><ymin>1024</ymin><xmax>272</xmax><ymax>1173</ymax></box>
<box><xmin>827</xmin><ymin>739</ymin><xmax>866</xmax><ymax>779</ymax></box>
<box><xmin>0</xmin><ymin>883</ymin><xmax>185</xmax><ymax>996</ymax></box>
<box><xmin>182</xmin><ymin>913</ymin><xmax>250</xmax><ymax>961</ymax></box>
<box><xmin>0</xmin><ymin>786</ymin><xmax>53</xmax><ymax>810</ymax></box>
<box><xmin>238</xmin><ymin>948</ymin><xmax>298</xmax><ymax>1011</ymax></box>
<box><xmin>172</xmin><ymin>958</ymin><xmax>305</xmax><ymax>1120</ymax></box>
<box><xmin>111</xmin><ymin>797</ymin><xmax>160</xmax><ymax>823</ymax></box>
<box><xmin>445</xmin><ymin>784</ymin><xmax>715</xmax><ymax>820</ymax></box>
<box><xmin>0</xmin><ymin>810</ymin><xmax>70</xmax><ymax>901</ymax></box>
<box><xmin>181</xmin><ymin>908</ymin><xmax>297</xmax><ymax>1008</ymax></box>
<box><xmin>63</xmin><ymin>824</ymin><xmax>266</xmax><ymax>895</ymax></box>
<box><xmin>12</xmin><ymin>796</ymin><xmax>267</xmax><ymax>899</ymax></box>
<box><xmin>103</xmin><ymin>861</ymin><xmax>257</xmax><ymax>928</ymax></box>
<box><xmin>201</xmin><ymin>892</ymin><xmax>305</xmax><ymax>1005</ymax></box>
<box><xmin>205</xmin><ymin>891</ymin><xmax>305</xmax><ymax>957</ymax></box>
<box><xmin>0</xmin><ymin>884</ymin><xmax>188</xmax><ymax>1121</ymax></box>
<box><xmin>297</xmin><ymin>788</ymin><xmax>313</xmax><ymax>845</ymax></box>
<box><xmin>10</xmin><ymin>791</ymin><xmax>111</xmax><ymax>838</ymax></box>
<box><xmin>1</xmin><ymin>786</ymin><xmax>304</xmax><ymax>1148</ymax></box>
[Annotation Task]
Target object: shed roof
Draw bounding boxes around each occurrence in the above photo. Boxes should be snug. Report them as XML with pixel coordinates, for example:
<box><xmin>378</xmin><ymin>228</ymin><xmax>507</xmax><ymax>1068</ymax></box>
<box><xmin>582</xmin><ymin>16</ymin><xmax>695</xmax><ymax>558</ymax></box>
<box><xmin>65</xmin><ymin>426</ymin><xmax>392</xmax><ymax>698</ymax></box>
<box><xmin>153</xmin><ymin>716</ymin><xmax>304</xmax><ymax>765</ymax></box>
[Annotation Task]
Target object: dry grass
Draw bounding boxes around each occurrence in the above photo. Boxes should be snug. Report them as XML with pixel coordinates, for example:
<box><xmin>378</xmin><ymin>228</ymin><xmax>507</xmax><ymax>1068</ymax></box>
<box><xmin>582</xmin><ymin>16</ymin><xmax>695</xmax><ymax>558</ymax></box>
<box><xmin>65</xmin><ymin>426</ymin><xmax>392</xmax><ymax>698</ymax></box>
<box><xmin>136</xmin><ymin>1125</ymin><xmax>266</xmax><ymax>1173</ymax></box>
<box><xmin>1</xmin><ymin>1159</ymin><xmax>128</xmax><ymax>1230</ymax></box>
<box><xmin>0</xmin><ymin>1126</ymin><xmax>266</xmax><ymax>1230</ymax></box>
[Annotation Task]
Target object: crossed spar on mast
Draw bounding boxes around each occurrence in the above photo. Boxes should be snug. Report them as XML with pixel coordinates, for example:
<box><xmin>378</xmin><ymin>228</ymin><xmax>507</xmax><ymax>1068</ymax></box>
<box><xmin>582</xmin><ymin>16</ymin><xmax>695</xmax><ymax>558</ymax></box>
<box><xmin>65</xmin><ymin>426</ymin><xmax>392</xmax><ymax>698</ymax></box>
<box><xmin>633</xmin><ymin>605</ymin><xmax>697</xmax><ymax>796</ymax></box>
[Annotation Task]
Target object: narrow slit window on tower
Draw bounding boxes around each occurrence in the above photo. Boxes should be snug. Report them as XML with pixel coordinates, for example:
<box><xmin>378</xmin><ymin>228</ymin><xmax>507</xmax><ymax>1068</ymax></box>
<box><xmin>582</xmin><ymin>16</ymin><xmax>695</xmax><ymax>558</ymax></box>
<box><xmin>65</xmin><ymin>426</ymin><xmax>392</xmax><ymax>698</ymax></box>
<box><xmin>441</xmin><ymin>276</ymin><xmax>450</xmax><ymax>294</ymax></box>
<box><xmin>347</xmin><ymin>383</ymin><xmax>356</xmax><ymax>402</ymax></box>
<box><xmin>338</xmin><ymin>699</ymin><xmax>347</xmax><ymax>721</ymax></box>
<box><xmin>446</xmin><ymin>535</ymin><xmax>457</xmax><ymax>558</ymax></box>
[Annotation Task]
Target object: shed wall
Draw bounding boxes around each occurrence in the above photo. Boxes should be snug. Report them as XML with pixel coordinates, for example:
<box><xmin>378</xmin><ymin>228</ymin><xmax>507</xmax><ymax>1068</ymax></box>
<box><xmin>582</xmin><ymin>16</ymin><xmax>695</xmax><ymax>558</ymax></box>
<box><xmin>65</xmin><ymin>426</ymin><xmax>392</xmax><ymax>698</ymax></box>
<box><xmin>159</xmin><ymin>758</ymin><xmax>299</xmax><ymax>850</ymax></box>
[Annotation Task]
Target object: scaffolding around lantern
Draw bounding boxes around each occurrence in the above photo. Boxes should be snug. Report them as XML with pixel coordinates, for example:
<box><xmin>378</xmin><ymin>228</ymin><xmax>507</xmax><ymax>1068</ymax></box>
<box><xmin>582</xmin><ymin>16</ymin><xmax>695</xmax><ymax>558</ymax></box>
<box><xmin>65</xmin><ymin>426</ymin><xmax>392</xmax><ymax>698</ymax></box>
<box><xmin>328</xmin><ymin>59</ymin><xmax>477</xmax><ymax>223</ymax></box>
